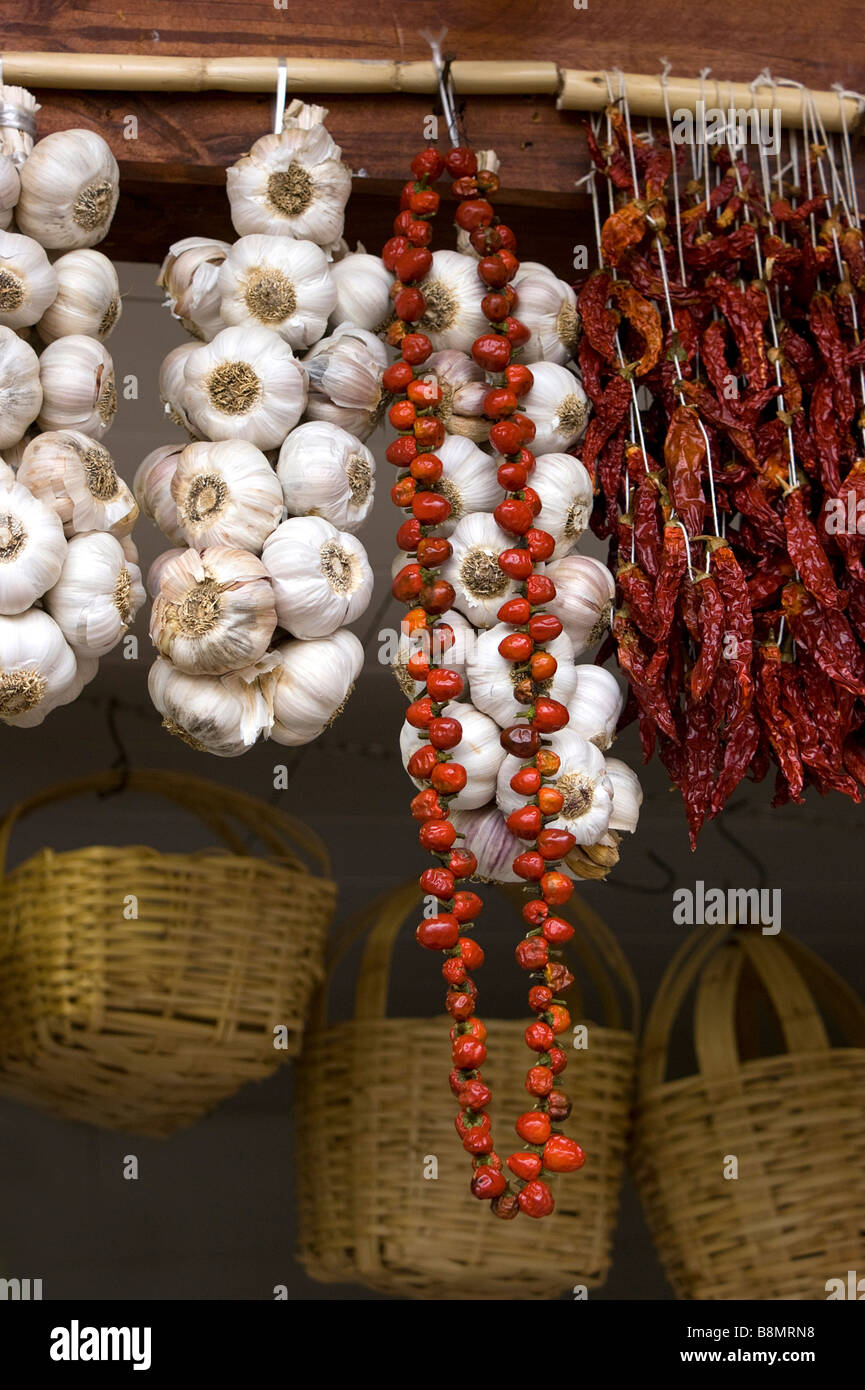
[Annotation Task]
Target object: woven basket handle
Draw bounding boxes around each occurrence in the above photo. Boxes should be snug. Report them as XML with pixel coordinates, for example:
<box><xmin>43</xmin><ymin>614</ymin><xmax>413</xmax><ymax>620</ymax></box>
<box><xmin>307</xmin><ymin>880</ymin><xmax>422</xmax><ymax>1029</ymax></box>
<box><xmin>0</xmin><ymin>767</ymin><xmax>331</xmax><ymax>878</ymax></box>
<box><xmin>639</xmin><ymin>925</ymin><xmax>731</xmax><ymax>1089</ymax></box>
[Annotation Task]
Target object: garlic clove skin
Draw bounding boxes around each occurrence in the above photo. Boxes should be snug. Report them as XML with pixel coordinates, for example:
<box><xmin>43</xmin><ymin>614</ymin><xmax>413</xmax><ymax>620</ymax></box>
<box><xmin>146</xmin><ymin>547</ymin><xmax>186</xmax><ymax>599</ymax></box>
<box><xmin>507</xmin><ymin>451</ymin><xmax>592</xmax><ymax>558</ymax></box>
<box><xmin>434</xmin><ymin>435</ymin><xmax>500</xmax><ymax>535</ymax></box>
<box><xmin>0</xmin><ymin>154</ymin><xmax>21</xmax><ymax>231</ymax></box>
<box><xmin>267</xmin><ymin>628</ymin><xmax>363</xmax><ymax>746</ymax></box>
<box><xmin>303</xmin><ymin>323</ymin><xmax>387</xmax><ymax>440</ymax></box>
<box><xmin>170</xmin><ymin>438</ymin><xmax>284</xmax><ymax>554</ymax></box>
<box><xmin>414</xmin><ymin>250</ymin><xmax>490</xmax><ymax>352</ymax></box>
<box><xmin>497</xmin><ymin>726</ymin><xmax>614</xmax><ymax>847</ymax></box>
<box><xmin>18</xmin><ymin>430</ymin><xmax>138</xmax><ymax>537</ymax></box>
<box><xmin>16</xmin><ymin>129</ymin><xmax>120</xmax><ymax>250</ymax></box>
<box><xmin>159</xmin><ymin>342</ymin><xmax>200</xmax><ymax>436</ymax></box>
<box><xmin>439</xmin><ymin>511</ymin><xmax>519</xmax><ymax>629</ymax></box>
<box><xmin>466</xmin><ymin>623</ymin><xmax>578</xmax><ymax>728</ymax></box>
<box><xmin>0</xmin><ymin>608</ymin><xmax>79</xmax><ymax>727</ymax></box>
<box><xmin>401</xmin><ymin>699</ymin><xmax>506</xmax><ymax>810</ymax></box>
<box><xmin>36</xmin><ymin>248</ymin><xmax>122</xmax><ymax>343</ymax></box>
<box><xmin>218</xmin><ymin>234</ymin><xmax>337</xmax><ymax>351</ymax></box>
<box><xmin>277</xmin><ymin>419</ymin><xmax>375</xmax><ymax>534</ymax></box>
<box><xmin>119</xmin><ymin>533</ymin><xmax>139</xmax><ymax>566</ymax></box>
<box><xmin>134</xmin><ymin>443</ymin><xmax>185</xmax><ymax>544</ymax></box>
<box><xmin>37</xmin><ymin>334</ymin><xmax>117</xmax><ymax>438</ymax></box>
<box><xmin>261</xmin><ymin>514</ymin><xmax>373</xmax><ymax>639</ymax></box>
<box><xmin>148</xmin><ymin>655</ymin><xmax>273</xmax><ymax>756</ymax></box>
<box><xmin>425</xmin><ymin>349</ymin><xmax>489</xmax><ymax>443</ymax></box>
<box><xmin>509</xmin><ymin>267</ymin><xmax>579</xmax><ymax>364</ymax></box>
<box><xmin>567</xmin><ymin>664</ymin><xmax>625</xmax><ymax>749</ymax></box>
<box><xmin>545</xmin><ymin>553</ymin><xmax>615</xmax><ymax>655</ymax></box>
<box><xmin>449</xmin><ymin>805</ymin><xmax>522</xmax><ymax>883</ymax></box>
<box><xmin>44</xmin><ymin>530</ymin><xmax>145</xmax><ymax>657</ymax></box>
<box><xmin>149</xmin><ymin>546</ymin><xmax>278</xmax><ymax>676</ymax></box>
<box><xmin>0</xmin><ymin>457</ymin><xmax>13</xmax><ymax>486</ymax></box>
<box><xmin>604</xmin><ymin>756</ymin><xmax>643</xmax><ymax>834</ymax></box>
<box><xmin>0</xmin><ymin>230</ymin><xmax>59</xmax><ymax>330</ymax></box>
<box><xmin>393</xmin><ymin>607</ymin><xmax>474</xmax><ymax>700</ymax></box>
<box><xmin>329</xmin><ymin>251</ymin><xmax>393</xmax><ymax>333</ymax></box>
<box><xmin>0</xmin><ymin>327</ymin><xmax>42</xmax><ymax>448</ymax></box>
<box><xmin>183</xmin><ymin>324</ymin><xmax>307</xmax><ymax>449</ymax></box>
<box><xmin>0</xmin><ymin>479</ymin><xmax>67</xmax><ymax>612</ymax></box>
<box><xmin>157</xmin><ymin>236</ymin><xmax>231</xmax><ymax>341</ymax></box>
<box><xmin>226</xmin><ymin>120</ymin><xmax>352</xmax><ymax>247</ymax></box>
<box><xmin>520</xmin><ymin>360</ymin><xmax>590</xmax><ymax>454</ymax></box>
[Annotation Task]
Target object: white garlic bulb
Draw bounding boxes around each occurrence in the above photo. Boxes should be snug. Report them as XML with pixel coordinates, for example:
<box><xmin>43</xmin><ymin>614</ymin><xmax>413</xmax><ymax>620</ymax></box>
<box><xmin>509</xmin><ymin>267</ymin><xmax>579</xmax><ymax>364</ymax></box>
<box><xmin>277</xmin><ymin>420</ymin><xmax>374</xmax><ymax>533</ymax></box>
<box><xmin>157</xmin><ymin>236</ymin><xmax>231</xmax><ymax>341</ymax></box>
<box><xmin>150</xmin><ymin>546</ymin><xmax>277</xmax><ymax>676</ymax></box>
<box><xmin>0</xmin><ymin>327</ymin><xmax>42</xmax><ymax>448</ymax></box>
<box><xmin>415</xmin><ymin>250</ymin><xmax>489</xmax><ymax>352</ymax></box>
<box><xmin>0</xmin><ymin>456</ymin><xmax>13</xmax><ymax>486</ymax></box>
<box><xmin>18</xmin><ymin>430</ymin><xmax>137</xmax><ymax>537</ymax></box>
<box><xmin>392</xmin><ymin>607</ymin><xmax>475</xmax><ymax>700</ymax></box>
<box><xmin>449</xmin><ymin>805</ymin><xmax>522</xmax><ymax>884</ymax></box>
<box><xmin>146</xmin><ymin>547</ymin><xmax>185</xmax><ymax>599</ymax></box>
<box><xmin>329</xmin><ymin>251</ymin><xmax>393</xmax><ymax>332</ymax></box>
<box><xmin>0</xmin><ymin>230</ymin><xmax>58</xmax><ymax>329</ymax></box>
<box><xmin>44</xmin><ymin>530</ymin><xmax>145</xmax><ymax>656</ymax></box>
<box><xmin>16</xmin><ymin>129</ymin><xmax>119</xmax><ymax>250</ymax></box>
<box><xmin>133</xmin><ymin>443</ymin><xmax>185</xmax><ymax>544</ymax></box>
<box><xmin>401</xmin><ymin>699</ymin><xmax>505</xmax><ymax>810</ymax></box>
<box><xmin>36</xmin><ymin>249</ymin><xmax>121</xmax><ymax>343</ymax></box>
<box><xmin>0</xmin><ymin>154</ymin><xmax>21</xmax><ymax>230</ymax></box>
<box><xmin>566</xmin><ymin>664</ymin><xmax>625</xmax><ymax>749</ymax></box>
<box><xmin>0</xmin><ymin>480</ymin><xmax>67</xmax><ymax>612</ymax></box>
<box><xmin>604</xmin><ymin>756</ymin><xmax>643</xmax><ymax>834</ymax></box>
<box><xmin>425</xmin><ymin>349</ymin><xmax>489</xmax><ymax>442</ymax></box>
<box><xmin>170</xmin><ymin>439</ymin><xmax>284</xmax><ymax>553</ymax></box>
<box><xmin>261</xmin><ymin>514</ymin><xmax>373</xmax><ymax>639</ymax></box>
<box><xmin>466</xmin><ymin>623</ymin><xmax>578</xmax><ymax>727</ymax></box>
<box><xmin>0</xmin><ymin>608</ymin><xmax>80</xmax><ymax>727</ymax></box>
<box><xmin>497</xmin><ymin>726</ymin><xmax>614</xmax><ymax>846</ymax></box>
<box><xmin>545</xmin><ymin>553</ymin><xmax>615</xmax><ymax>654</ymax></box>
<box><xmin>303</xmin><ymin>324</ymin><xmax>387</xmax><ymax>440</ymax></box>
<box><xmin>159</xmin><ymin>342</ymin><xmax>199</xmax><ymax>434</ymax></box>
<box><xmin>520</xmin><ymin>451</ymin><xmax>593</xmax><ymax>558</ymax></box>
<box><xmin>1</xmin><ymin>432</ymin><xmax>34</xmax><ymax>472</ymax></box>
<box><xmin>520</xmin><ymin>361</ymin><xmax>590</xmax><ymax>453</ymax></box>
<box><xmin>148</xmin><ymin>656</ymin><xmax>273</xmax><ymax>756</ymax></box>
<box><xmin>183</xmin><ymin>324</ymin><xmax>307</xmax><ymax>449</ymax></box>
<box><xmin>218</xmin><ymin>234</ymin><xmax>336</xmax><ymax>350</ymax></box>
<box><xmin>38</xmin><ymin>335</ymin><xmax>116</xmax><ymax>438</ymax></box>
<box><xmin>440</xmin><ymin>512</ymin><xmax>519</xmax><ymax>629</ymax></box>
<box><xmin>226</xmin><ymin>117</ymin><xmax>351</xmax><ymax>246</ymax></box>
<box><xmin>434</xmin><ymin>435</ymin><xmax>500</xmax><ymax>535</ymax></box>
<box><xmin>267</xmin><ymin>628</ymin><xmax>363</xmax><ymax>746</ymax></box>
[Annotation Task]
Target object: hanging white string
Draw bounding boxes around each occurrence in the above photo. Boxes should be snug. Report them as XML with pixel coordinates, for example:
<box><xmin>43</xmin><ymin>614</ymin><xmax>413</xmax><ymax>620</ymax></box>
<box><xmin>273</xmin><ymin>57</ymin><xmax>287</xmax><ymax>134</ymax></box>
<box><xmin>832</xmin><ymin>83</ymin><xmax>864</xmax><ymax>228</ymax></box>
<box><xmin>421</xmin><ymin>28</ymin><xmax>460</xmax><ymax>148</ymax></box>
<box><xmin>659</xmin><ymin>58</ymin><xmax>686</xmax><ymax>283</ymax></box>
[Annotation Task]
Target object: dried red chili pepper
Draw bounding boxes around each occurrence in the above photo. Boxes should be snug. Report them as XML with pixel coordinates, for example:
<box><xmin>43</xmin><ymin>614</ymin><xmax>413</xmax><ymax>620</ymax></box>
<box><xmin>829</xmin><ymin>458</ymin><xmax>865</xmax><ymax>580</ymax></box>
<box><xmin>617</xmin><ymin>559</ymin><xmax>656</xmax><ymax>638</ymax></box>
<box><xmin>608</xmin><ymin>280</ymin><xmax>663</xmax><ymax>375</ymax></box>
<box><xmin>746</xmin><ymin>554</ymin><xmax>794</xmax><ymax>608</ymax></box>
<box><xmin>601</xmin><ymin>202</ymin><xmax>647</xmax><ymax>267</ymax></box>
<box><xmin>612</xmin><ymin>608</ymin><xmax>679</xmax><ymax>742</ymax></box>
<box><xmin>577</xmin><ymin>270</ymin><xmax>618</xmax><ymax>363</ymax></box>
<box><xmin>809</xmin><ymin>292</ymin><xmax>856</xmax><ymax>426</ymax></box>
<box><xmin>664</xmin><ymin>406</ymin><xmax>706</xmax><ymax>536</ymax></box>
<box><xmin>679</xmin><ymin>697</ymin><xmax>720</xmax><ymax>848</ymax></box>
<box><xmin>652</xmin><ymin>522</ymin><xmax>688</xmax><ymax>640</ymax></box>
<box><xmin>632</xmin><ymin>472</ymin><xmax>664</xmax><ymax>577</ymax></box>
<box><xmin>781</xmin><ymin>581</ymin><xmax>865</xmax><ymax>696</ymax></box>
<box><xmin>710</xmin><ymin>710</ymin><xmax>761</xmax><ymax>817</ymax></box>
<box><xmin>780</xmin><ymin>663</ymin><xmax>860</xmax><ymax>800</ymax></box>
<box><xmin>709</xmin><ymin>541</ymin><xmax>754</xmax><ymax>731</ymax></box>
<box><xmin>690</xmin><ymin>572</ymin><xmax>725</xmax><ymax>701</ymax></box>
<box><xmin>783</xmin><ymin>486</ymin><xmax>846</xmax><ymax>610</ymax></box>
<box><xmin>707</xmin><ymin>277</ymin><xmax>769</xmax><ymax>389</ymax></box>
<box><xmin>754</xmin><ymin>643</ymin><xmax>804</xmax><ymax>800</ymax></box>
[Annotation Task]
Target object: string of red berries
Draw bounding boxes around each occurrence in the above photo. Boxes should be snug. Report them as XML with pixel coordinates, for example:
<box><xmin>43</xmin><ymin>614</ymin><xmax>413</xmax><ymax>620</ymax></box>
<box><xmin>385</xmin><ymin>144</ymin><xmax>585</xmax><ymax>1220</ymax></box>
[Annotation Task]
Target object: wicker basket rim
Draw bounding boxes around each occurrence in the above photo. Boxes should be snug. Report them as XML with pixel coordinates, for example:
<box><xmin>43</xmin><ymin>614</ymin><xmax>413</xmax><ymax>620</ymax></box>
<box><xmin>636</xmin><ymin>1044</ymin><xmax>865</xmax><ymax>1105</ymax></box>
<box><xmin>306</xmin><ymin>1016</ymin><xmax>639</xmax><ymax>1044</ymax></box>
<box><xmin>0</xmin><ymin>843</ymin><xmax>314</xmax><ymax>872</ymax></box>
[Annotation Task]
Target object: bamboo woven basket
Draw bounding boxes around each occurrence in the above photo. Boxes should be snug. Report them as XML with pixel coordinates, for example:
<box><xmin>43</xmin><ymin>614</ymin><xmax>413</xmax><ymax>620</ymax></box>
<box><xmin>0</xmin><ymin>767</ymin><xmax>337</xmax><ymax>1136</ymax></box>
<box><xmin>631</xmin><ymin>928</ymin><xmax>865</xmax><ymax>1300</ymax></box>
<box><xmin>296</xmin><ymin>879</ymin><xmax>639</xmax><ymax>1300</ymax></box>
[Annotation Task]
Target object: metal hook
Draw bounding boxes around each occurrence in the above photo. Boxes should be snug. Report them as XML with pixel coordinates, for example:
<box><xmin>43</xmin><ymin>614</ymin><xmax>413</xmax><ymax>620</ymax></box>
<box><xmin>607</xmin><ymin>847</ymin><xmax>677</xmax><ymax>895</ymax></box>
<box><xmin>420</xmin><ymin>27</ymin><xmax>460</xmax><ymax>147</ymax></box>
<box><xmin>98</xmin><ymin>697</ymin><xmax>131</xmax><ymax>798</ymax></box>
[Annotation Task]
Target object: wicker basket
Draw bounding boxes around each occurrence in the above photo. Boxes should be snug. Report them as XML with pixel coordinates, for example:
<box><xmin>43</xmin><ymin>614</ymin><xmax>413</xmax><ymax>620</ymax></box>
<box><xmin>631</xmin><ymin>927</ymin><xmax>865</xmax><ymax>1300</ymax></box>
<box><xmin>296</xmin><ymin>879</ymin><xmax>638</xmax><ymax>1300</ymax></box>
<box><xmin>0</xmin><ymin>767</ymin><xmax>337</xmax><ymax>1136</ymax></box>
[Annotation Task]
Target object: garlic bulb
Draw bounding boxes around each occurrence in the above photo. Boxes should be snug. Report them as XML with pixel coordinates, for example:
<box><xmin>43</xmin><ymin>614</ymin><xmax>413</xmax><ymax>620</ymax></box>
<box><xmin>277</xmin><ymin>420</ymin><xmax>374</xmax><ymax>533</ymax></box>
<box><xmin>268</xmin><ymin>628</ymin><xmax>363</xmax><ymax>746</ymax></box>
<box><xmin>0</xmin><ymin>230</ymin><xmax>58</xmax><ymax>329</ymax></box>
<box><xmin>133</xmin><ymin>443</ymin><xmax>185</xmax><ymax>544</ymax></box>
<box><xmin>148</xmin><ymin>656</ymin><xmax>273</xmax><ymax>756</ymax></box>
<box><xmin>435</xmin><ymin>435</ymin><xmax>503</xmax><ymax>535</ymax></box>
<box><xmin>415</xmin><ymin>250</ymin><xmax>489</xmax><ymax>352</ymax></box>
<box><xmin>393</xmin><ymin>607</ymin><xmax>475</xmax><ymax>700</ymax></box>
<box><xmin>261</xmin><ymin>514</ymin><xmax>373</xmax><ymax>639</ymax></box>
<box><xmin>566</xmin><ymin>831</ymin><xmax>622</xmax><ymax>882</ymax></box>
<box><xmin>16</xmin><ymin>129</ymin><xmax>119</xmax><ymax>250</ymax></box>
<box><xmin>0</xmin><ymin>608</ymin><xmax>80</xmax><ymax>726</ymax></box>
<box><xmin>329</xmin><ymin>251</ymin><xmax>393</xmax><ymax>332</ymax></box>
<box><xmin>498</xmin><ymin>726</ymin><xmax>614</xmax><ymax>846</ymax></box>
<box><xmin>0</xmin><ymin>457</ymin><xmax>13</xmax><ymax>486</ymax></box>
<box><xmin>0</xmin><ymin>154</ymin><xmax>20</xmax><ymax>230</ymax></box>
<box><xmin>466</xmin><ymin>623</ymin><xmax>578</xmax><ymax>727</ymax></box>
<box><xmin>171</xmin><ymin>439</ymin><xmax>284</xmax><ymax>552</ymax></box>
<box><xmin>146</xmin><ymin>547</ymin><xmax>185</xmax><ymax>599</ymax></box>
<box><xmin>0</xmin><ymin>327</ymin><xmax>42</xmax><ymax>448</ymax></box>
<box><xmin>401</xmin><ymin>699</ymin><xmax>505</xmax><ymax>809</ymax></box>
<box><xmin>440</xmin><ymin>512</ymin><xmax>518</xmax><ymax>628</ymax></box>
<box><xmin>567</xmin><ymin>664</ymin><xmax>625</xmax><ymax>749</ymax></box>
<box><xmin>1</xmin><ymin>432</ymin><xmax>34</xmax><ymax>471</ymax></box>
<box><xmin>518</xmin><ymin>451</ymin><xmax>593</xmax><ymax>558</ymax></box>
<box><xmin>545</xmin><ymin>553</ymin><xmax>614</xmax><ymax>654</ymax></box>
<box><xmin>509</xmin><ymin>268</ymin><xmax>579</xmax><ymax>364</ymax></box>
<box><xmin>226</xmin><ymin>117</ymin><xmax>351</xmax><ymax>246</ymax></box>
<box><xmin>44</xmin><ymin>530</ymin><xmax>145</xmax><ymax>656</ymax></box>
<box><xmin>604</xmin><ymin>756</ymin><xmax>643</xmax><ymax>834</ymax></box>
<box><xmin>303</xmin><ymin>324</ymin><xmax>387</xmax><ymax>440</ymax></box>
<box><xmin>150</xmin><ymin>546</ymin><xmax>277</xmax><ymax>676</ymax></box>
<box><xmin>18</xmin><ymin>430</ymin><xmax>137</xmax><ymax>537</ymax></box>
<box><xmin>38</xmin><ymin>335</ymin><xmax>116</xmax><ymax>438</ymax></box>
<box><xmin>157</xmin><ymin>236</ymin><xmax>231</xmax><ymax>341</ymax></box>
<box><xmin>0</xmin><ymin>480</ymin><xmax>66</xmax><ymax>612</ymax></box>
<box><xmin>159</xmin><ymin>342</ymin><xmax>199</xmax><ymax>434</ymax></box>
<box><xmin>449</xmin><ymin>806</ymin><xmax>522</xmax><ymax>883</ymax></box>
<box><xmin>520</xmin><ymin>361</ymin><xmax>590</xmax><ymax>453</ymax></box>
<box><xmin>218</xmin><ymin>234</ymin><xmax>336</xmax><ymax>350</ymax></box>
<box><xmin>36</xmin><ymin>249</ymin><xmax>121</xmax><ymax>343</ymax></box>
<box><xmin>183</xmin><ymin>324</ymin><xmax>307</xmax><ymax>449</ymax></box>
<box><xmin>425</xmin><ymin>349</ymin><xmax>489</xmax><ymax>442</ymax></box>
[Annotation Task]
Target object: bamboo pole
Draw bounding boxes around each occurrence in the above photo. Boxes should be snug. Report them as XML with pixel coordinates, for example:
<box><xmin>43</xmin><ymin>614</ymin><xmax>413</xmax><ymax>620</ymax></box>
<box><xmin>0</xmin><ymin>52</ymin><xmax>859</xmax><ymax>130</ymax></box>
